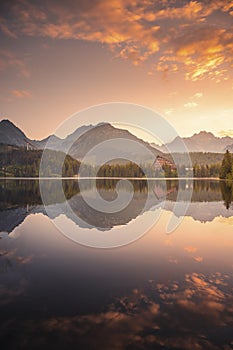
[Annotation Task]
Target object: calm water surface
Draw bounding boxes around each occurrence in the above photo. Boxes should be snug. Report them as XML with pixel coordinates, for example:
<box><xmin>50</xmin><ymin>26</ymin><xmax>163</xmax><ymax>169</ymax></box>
<box><xmin>0</xmin><ymin>179</ymin><xmax>233</xmax><ymax>350</ymax></box>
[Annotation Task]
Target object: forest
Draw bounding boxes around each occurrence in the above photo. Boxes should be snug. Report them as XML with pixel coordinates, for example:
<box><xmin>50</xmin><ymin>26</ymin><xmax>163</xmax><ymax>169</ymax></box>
<box><xmin>0</xmin><ymin>144</ymin><xmax>232</xmax><ymax>179</ymax></box>
<box><xmin>0</xmin><ymin>145</ymin><xmax>80</xmax><ymax>177</ymax></box>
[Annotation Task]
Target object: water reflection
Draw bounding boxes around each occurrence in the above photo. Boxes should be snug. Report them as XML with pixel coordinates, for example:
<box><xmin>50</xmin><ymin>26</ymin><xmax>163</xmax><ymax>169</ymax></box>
<box><xmin>220</xmin><ymin>181</ymin><xmax>233</xmax><ymax>209</ymax></box>
<box><xmin>35</xmin><ymin>272</ymin><xmax>232</xmax><ymax>350</ymax></box>
<box><xmin>1</xmin><ymin>272</ymin><xmax>232</xmax><ymax>349</ymax></box>
<box><xmin>0</xmin><ymin>179</ymin><xmax>233</xmax><ymax>234</ymax></box>
<box><xmin>0</xmin><ymin>179</ymin><xmax>233</xmax><ymax>349</ymax></box>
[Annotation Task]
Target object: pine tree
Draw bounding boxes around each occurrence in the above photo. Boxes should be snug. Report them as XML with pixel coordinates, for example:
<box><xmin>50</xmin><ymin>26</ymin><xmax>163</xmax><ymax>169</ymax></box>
<box><xmin>220</xmin><ymin>150</ymin><xmax>232</xmax><ymax>179</ymax></box>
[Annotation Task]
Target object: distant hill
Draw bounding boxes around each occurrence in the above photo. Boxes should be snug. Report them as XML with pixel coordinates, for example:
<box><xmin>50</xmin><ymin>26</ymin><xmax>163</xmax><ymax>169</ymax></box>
<box><xmin>151</xmin><ymin>131</ymin><xmax>233</xmax><ymax>153</ymax></box>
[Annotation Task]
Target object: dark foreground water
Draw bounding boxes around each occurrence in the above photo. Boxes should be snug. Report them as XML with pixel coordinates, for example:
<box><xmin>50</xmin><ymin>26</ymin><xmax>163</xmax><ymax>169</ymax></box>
<box><xmin>0</xmin><ymin>179</ymin><xmax>233</xmax><ymax>350</ymax></box>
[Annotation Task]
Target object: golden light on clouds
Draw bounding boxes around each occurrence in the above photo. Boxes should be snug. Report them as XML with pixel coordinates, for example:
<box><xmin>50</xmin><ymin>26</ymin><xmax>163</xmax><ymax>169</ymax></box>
<box><xmin>194</xmin><ymin>256</ymin><xmax>203</xmax><ymax>262</ymax></box>
<box><xmin>192</xmin><ymin>93</ymin><xmax>203</xmax><ymax>99</ymax></box>
<box><xmin>184</xmin><ymin>246</ymin><xmax>197</xmax><ymax>253</ymax></box>
<box><xmin>1</xmin><ymin>0</ymin><xmax>232</xmax><ymax>80</ymax></box>
<box><xmin>0</xmin><ymin>0</ymin><xmax>232</xmax><ymax>138</ymax></box>
<box><xmin>217</xmin><ymin>216</ymin><xmax>233</xmax><ymax>225</ymax></box>
<box><xmin>184</xmin><ymin>102</ymin><xmax>198</xmax><ymax>108</ymax></box>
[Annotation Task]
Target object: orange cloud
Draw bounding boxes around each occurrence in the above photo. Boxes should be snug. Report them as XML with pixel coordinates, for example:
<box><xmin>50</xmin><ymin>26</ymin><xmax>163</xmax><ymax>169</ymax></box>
<box><xmin>156</xmin><ymin>26</ymin><xmax>233</xmax><ymax>82</ymax></box>
<box><xmin>0</xmin><ymin>0</ymin><xmax>232</xmax><ymax>80</ymax></box>
<box><xmin>11</xmin><ymin>89</ymin><xmax>31</xmax><ymax>98</ymax></box>
<box><xmin>184</xmin><ymin>246</ymin><xmax>197</xmax><ymax>253</ymax></box>
<box><xmin>146</xmin><ymin>1</ymin><xmax>205</xmax><ymax>21</ymax></box>
<box><xmin>194</xmin><ymin>256</ymin><xmax>203</xmax><ymax>262</ymax></box>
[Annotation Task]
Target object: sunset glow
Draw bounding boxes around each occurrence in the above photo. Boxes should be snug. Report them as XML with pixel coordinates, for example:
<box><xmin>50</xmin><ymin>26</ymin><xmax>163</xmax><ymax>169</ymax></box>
<box><xmin>0</xmin><ymin>0</ymin><xmax>232</xmax><ymax>139</ymax></box>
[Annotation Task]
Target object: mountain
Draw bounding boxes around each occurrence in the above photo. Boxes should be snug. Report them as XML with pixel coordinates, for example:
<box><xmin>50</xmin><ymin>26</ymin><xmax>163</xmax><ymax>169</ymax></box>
<box><xmin>151</xmin><ymin>131</ymin><xmax>233</xmax><ymax>153</ymax></box>
<box><xmin>0</xmin><ymin>119</ymin><xmax>162</xmax><ymax>162</ymax></box>
<box><xmin>0</xmin><ymin>119</ymin><xmax>29</xmax><ymax>147</ymax></box>
<box><xmin>34</xmin><ymin>135</ymin><xmax>61</xmax><ymax>149</ymax></box>
<box><xmin>60</xmin><ymin>124</ymin><xmax>95</xmax><ymax>153</ymax></box>
<box><xmin>68</xmin><ymin>123</ymin><xmax>162</xmax><ymax>163</ymax></box>
<box><xmin>4</xmin><ymin>118</ymin><xmax>231</xmax><ymax>161</ymax></box>
<box><xmin>224</xmin><ymin>143</ymin><xmax>233</xmax><ymax>152</ymax></box>
<box><xmin>0</xmin><ymin>119</ymin><xmax>62</xmax><ymax>149</ymax></box>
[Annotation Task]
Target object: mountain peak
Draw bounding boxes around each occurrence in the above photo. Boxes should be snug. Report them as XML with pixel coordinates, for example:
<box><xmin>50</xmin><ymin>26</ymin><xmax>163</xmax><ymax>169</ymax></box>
<box><xmin>157</xmin><ymin>129</ymin><xmax>233</xmax><ymax>153</ymax></box>
<box><xmin>0</xmin><ymin>118</ymin><xmax>27</xmax><ymax>147</ymax></box>
<box><xmin>1</xmin><ymin>118</ymin><xmax>15</xmax><ymax>126</ymax></box>
<box><xmin>199</xmin><ymin>130</ymin><xmax>212</xmax><ymax>135</ymax></box>
<box><xmin>0</xmin><ymin>119</ymin><xmax>24</xmax><ymax>132</ymax></box>
<box><xmin>96</xmin><ymin>122</ymin><xmax>111</xmax><ymax>127</ymax></box>
<box><xmin>193</xmin><ymin>131</ymin><xmax>214</xmax><ymax>137</ymax></box>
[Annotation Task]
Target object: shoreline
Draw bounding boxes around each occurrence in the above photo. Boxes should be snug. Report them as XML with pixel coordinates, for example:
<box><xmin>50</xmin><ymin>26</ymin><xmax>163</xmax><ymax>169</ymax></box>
<box><xmin>0</xmin><ymin>176</ymin><xmax>222</xmax><ymax>181</ymax></box>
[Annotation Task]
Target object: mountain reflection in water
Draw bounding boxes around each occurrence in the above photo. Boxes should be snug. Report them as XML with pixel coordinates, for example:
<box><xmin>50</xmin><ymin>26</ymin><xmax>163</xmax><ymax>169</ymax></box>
<box><xmin>0</xmin><ymin>179</ymin><xmax>232</xmax><ymax>234</ymax></box>
<box><xmin>0</xmin><ymin>179</ymin><xmax>233</xmax><ymax>350</ymax></box>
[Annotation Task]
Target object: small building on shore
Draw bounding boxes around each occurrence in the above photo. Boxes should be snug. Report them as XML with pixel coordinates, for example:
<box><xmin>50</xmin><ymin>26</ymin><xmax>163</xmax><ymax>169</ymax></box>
<box><xmin>153</xmin><ymin>155</ymin><xmax>177</xmax><ymax>171</ymax></box>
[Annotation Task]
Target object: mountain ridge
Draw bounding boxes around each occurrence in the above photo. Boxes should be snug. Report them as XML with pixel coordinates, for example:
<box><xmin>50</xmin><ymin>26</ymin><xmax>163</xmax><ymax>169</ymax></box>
<box><xmin>151</xmin><ymin>130</ymin><xmax>233</xmax><ymax>153</ymax></box>
<box><xmin>0</xmin><ymin>119</ymin><xmax>162</xmax><ymax>161</ymax></box>
<box><xmin>1</xmin><ymin>118</ymin><xmax>233</xmax><ymax>155</ymax></box>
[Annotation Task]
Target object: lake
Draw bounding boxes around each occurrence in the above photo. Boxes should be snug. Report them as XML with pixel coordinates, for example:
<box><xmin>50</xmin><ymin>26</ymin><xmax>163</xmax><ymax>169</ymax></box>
<box><xmin>0</xmin><ymin>178</ymin><xmax>233</xmax><ymax>350</ymax></box>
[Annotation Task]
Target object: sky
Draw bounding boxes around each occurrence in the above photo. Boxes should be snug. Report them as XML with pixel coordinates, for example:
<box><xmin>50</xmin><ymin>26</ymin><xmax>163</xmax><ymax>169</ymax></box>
<box><xmin>0</xmin><ymin>0</ymin><xmax>233</xmax><ymax>141</ymax></box>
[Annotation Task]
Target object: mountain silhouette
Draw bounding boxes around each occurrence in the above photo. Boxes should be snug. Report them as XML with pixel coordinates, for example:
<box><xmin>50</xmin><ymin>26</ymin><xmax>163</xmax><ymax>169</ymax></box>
<box><xmin>151</xmin><ymin>130</ymin><xmax>233</xmax><ymax>153</ymax></box>
<box><xmin>0</xmin><ymin>119</ymin><xmax>162</xmax><ymax>161</ymax></box>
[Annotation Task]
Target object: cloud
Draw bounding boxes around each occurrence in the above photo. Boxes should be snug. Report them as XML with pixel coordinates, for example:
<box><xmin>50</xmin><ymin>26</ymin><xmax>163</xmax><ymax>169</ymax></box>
<box><xmin>218</xmin><ymin>216</ymin><xmax>233</xmax><ymax>225</ymax></box>
<box><xmin>0</xmin><ymin>0</ymin><xmax>161</xmax><ymax>66</ymax></box>
<box><xmin>178</xmin><ymin>246</ymin><xmax>203</xmax><ymax>262</ymax></box>
<box><xmin>168</xmin><ymin>256</ymin><xmax>178</xmax><ymax>264</ymax></box>
<box><xmin>11</xmin><ymin>89</ymin><xmax>31</xmax><ymax>98</ymax></box>
<box><xmin>0</xmin><ymin>50</ymin><xmax>30</xmax><ymax>78</ymax></box>
<box><xmin>184</xmin><ymin>102</ymin><xmax>198</xmax><ymax>108</ymax></box>
<box><xmin>192</xmin><ymin>92</ymin><xmax>203</xmax><ymax>99</ymax></box>
<box><xmin>0</xmin><ymin>1</ymin><xmax>232</xmax><ymax>80</ymax></box>
<box><xmin>158</xmin><ymin>26</ymin><xmax>233</xmax><ymax>82</ymax></box>
<box><xmin>182</xmin><ymin>92</ymin><xmax>203</xmax><ymax>110</ymax></box>
<box><xmin>218</xmin><ymin>129</ymin><xmax>233</xmax><ymax>138</ymax></box>
<box><xmin>165</xmin><ymin>108</ymin><xmax>175</xmax><ymax>115</ymax></box>
<box><xmin>0</xmin><ymin>279</ymin><xmax>28</xmax><ymax>305</ymax></box>
<box><xmin>184</xmin><ymin>246</ymin><xmax>197</xmax><ymax>253</ymax></box>
<box><xmin>0</xmin><ymin>19</ymin><xmax>17</xmax><ymax>38</ymax></box>
<box><xmin>194</xmin><ymin>256</ymin><xmax>203</xmax><ymax>262</ymax></box>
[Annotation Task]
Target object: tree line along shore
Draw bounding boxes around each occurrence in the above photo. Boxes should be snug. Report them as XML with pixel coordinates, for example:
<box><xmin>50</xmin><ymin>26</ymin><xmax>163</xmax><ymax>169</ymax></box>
<box><xmin>0</xmin><ymin>144</ymin><xmax>232</xmax><ymax>180</ymax></box>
